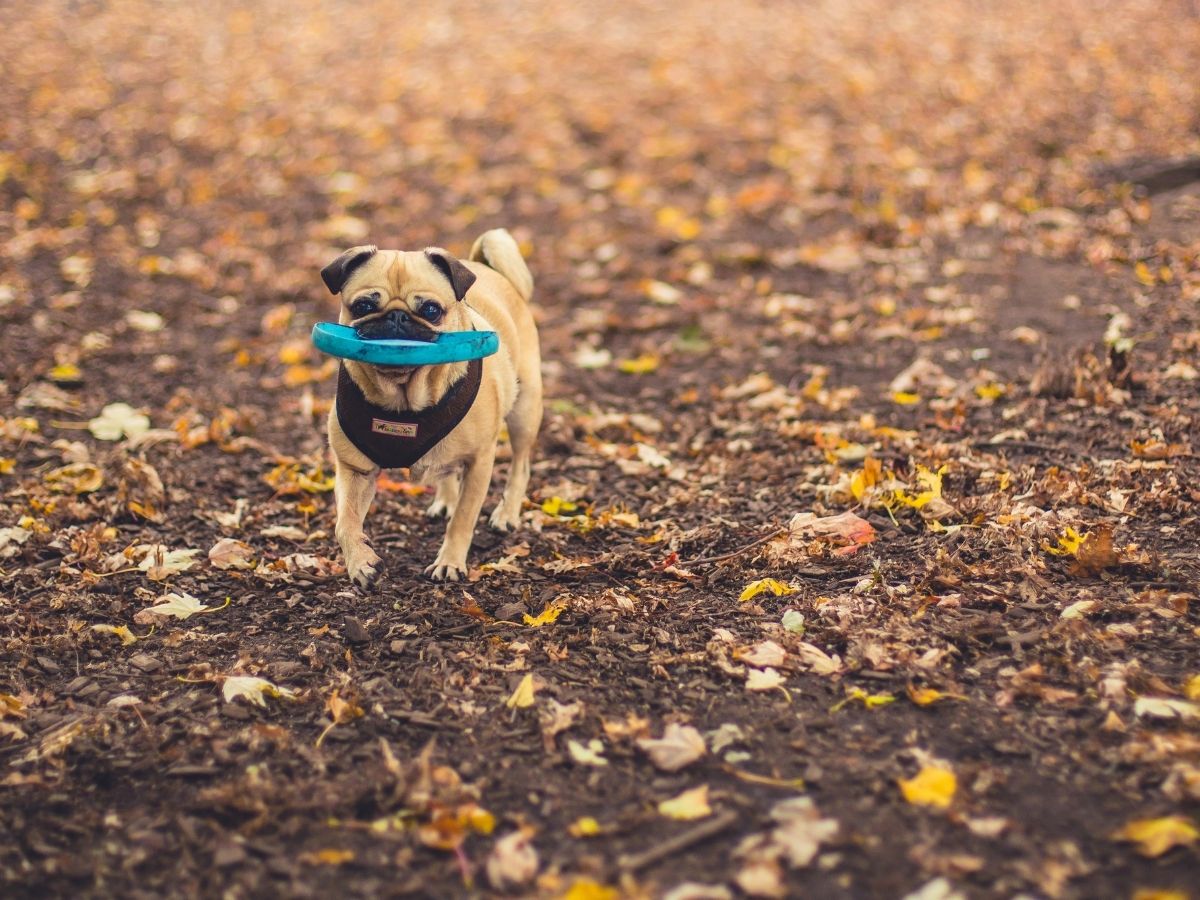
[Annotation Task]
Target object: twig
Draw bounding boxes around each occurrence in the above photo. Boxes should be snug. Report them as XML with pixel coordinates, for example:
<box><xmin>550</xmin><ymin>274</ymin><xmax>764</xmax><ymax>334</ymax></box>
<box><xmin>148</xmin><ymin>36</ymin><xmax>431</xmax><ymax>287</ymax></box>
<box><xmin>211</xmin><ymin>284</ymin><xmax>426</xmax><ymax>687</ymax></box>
<box><xmin>617</xmin><ymin>809</ymin><xmax>739</xmax><ymax>872</ymax></box>
<box><xmin>683</xmin><ymin>529</ymin><xmax>784</xmax><ymax>567</ymax></box>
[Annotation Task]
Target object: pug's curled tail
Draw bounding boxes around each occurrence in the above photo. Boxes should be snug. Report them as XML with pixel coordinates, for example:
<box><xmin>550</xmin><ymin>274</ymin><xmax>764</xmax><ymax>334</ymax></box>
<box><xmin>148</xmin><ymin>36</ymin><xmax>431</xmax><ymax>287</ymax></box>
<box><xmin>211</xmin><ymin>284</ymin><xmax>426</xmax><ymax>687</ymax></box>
<box><xmin>469</xmin><ymin>229</ymin><xmax>533</xmax><ymax>302</ymax></box>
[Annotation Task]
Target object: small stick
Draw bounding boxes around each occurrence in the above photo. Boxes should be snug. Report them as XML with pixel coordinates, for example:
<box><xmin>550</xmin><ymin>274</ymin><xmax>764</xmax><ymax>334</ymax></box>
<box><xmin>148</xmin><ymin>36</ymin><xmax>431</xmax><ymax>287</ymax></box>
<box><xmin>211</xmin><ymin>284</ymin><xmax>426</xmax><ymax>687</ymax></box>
<box><xmin>683</xmin><ymin>529</ymin><xmax>784</xmax><ymax>567</ymax></box>
<box><xmin>617</xmin><ymin>809</ymin><xmax>739</xmax><ymax>872</ymax></box>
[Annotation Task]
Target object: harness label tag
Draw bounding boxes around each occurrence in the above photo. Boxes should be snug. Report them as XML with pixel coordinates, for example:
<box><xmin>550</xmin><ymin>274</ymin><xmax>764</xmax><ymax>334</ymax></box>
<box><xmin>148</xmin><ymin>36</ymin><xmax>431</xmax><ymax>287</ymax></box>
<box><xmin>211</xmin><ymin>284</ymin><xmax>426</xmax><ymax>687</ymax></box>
<box><xmin>372</xmin><ymin>419</ymin><xmax>418</xmax><ymax>438</ymax></box>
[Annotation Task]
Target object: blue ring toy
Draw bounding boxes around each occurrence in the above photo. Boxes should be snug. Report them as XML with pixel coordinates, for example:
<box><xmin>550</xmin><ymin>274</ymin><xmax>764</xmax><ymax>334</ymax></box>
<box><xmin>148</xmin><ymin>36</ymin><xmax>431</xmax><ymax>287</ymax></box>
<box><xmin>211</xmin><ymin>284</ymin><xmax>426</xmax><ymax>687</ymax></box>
<box><xmin>311</xmin><ymin>322</ymin><xmax>499</xmax><ymax>366</ymax></box>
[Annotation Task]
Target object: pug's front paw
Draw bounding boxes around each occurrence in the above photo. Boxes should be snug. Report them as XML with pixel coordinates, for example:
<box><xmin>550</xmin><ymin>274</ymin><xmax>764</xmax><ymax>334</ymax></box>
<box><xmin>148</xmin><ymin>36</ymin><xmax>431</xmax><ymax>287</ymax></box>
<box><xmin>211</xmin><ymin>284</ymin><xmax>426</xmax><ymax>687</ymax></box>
<box><xmin>424</xmin><ymin>555</ymin><xmax>467</xmax><ymax>582</ymax></box>
<box><xmin>345</xmin><ymin>543</ymin><xmax>382</xmax><ymax>588</ymax></box>
<box><xmin>488</xmin><ymin>504</ymin><xmax>521</xmax><ymax>533</ymax></box>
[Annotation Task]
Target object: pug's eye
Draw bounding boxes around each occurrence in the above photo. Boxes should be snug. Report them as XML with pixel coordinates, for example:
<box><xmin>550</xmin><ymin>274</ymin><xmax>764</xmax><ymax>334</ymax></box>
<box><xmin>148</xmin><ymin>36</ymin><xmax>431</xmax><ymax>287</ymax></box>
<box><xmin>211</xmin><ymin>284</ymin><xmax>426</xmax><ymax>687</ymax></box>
<box><xmin>349</xmin><ymin>295</ymin><xmax>379</xmax><ymax>318</ymax></box>
<box><xmin>418</xmin><ymin>300</ymin><xmax>443</xmax><ymax>323</ymax></box>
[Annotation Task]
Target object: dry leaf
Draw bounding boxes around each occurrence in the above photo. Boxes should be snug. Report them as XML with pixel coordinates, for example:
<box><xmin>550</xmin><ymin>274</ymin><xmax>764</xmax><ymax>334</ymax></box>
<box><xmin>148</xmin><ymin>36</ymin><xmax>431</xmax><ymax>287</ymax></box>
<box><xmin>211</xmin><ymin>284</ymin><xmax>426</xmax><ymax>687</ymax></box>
<box><xmin>487</xmin><ymin>829</ymin><xmax>539</xmax><ymax>890</ymax></box>
<box><xmin>1111</xmin><ymin>815</ymin><xmax>1198</xmax><ymax>857</ymax></box>
<box><xmin>222</xmin><ymin>676</ymin><xmax>296</xmax><ymax>707</ymax></box>
<box><xmin>658</xmin><ymin>784</ymin><xmax>712</xmax><ymax>820</ymax></box>
<box><xmin>208</xmin><ymin>537</ymin><xmax>256</xmax><ymax>570</ymax></box>
<box><xmin>637</xmin><ymin>723</ymin><xmax>707</xmax><ymax>772</ymax></box>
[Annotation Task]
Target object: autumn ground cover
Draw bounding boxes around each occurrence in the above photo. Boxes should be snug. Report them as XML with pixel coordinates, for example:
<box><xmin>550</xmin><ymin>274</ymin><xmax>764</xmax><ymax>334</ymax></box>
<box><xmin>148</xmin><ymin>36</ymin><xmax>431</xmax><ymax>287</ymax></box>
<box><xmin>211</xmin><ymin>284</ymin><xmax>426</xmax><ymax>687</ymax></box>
<box><xmin>2</xmin><ymin>0</ymin><xmax>1199</xmax><ymax>897</ymax></box>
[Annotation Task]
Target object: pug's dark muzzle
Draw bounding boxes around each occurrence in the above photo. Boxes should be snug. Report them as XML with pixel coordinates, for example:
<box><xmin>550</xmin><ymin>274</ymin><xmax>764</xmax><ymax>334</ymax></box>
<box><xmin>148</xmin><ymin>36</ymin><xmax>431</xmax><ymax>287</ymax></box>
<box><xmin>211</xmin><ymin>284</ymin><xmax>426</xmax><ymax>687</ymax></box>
<box><xmin>355</xmin><ymin>309</ymin><xmax>437</xmax><ymax>343</ymax></box>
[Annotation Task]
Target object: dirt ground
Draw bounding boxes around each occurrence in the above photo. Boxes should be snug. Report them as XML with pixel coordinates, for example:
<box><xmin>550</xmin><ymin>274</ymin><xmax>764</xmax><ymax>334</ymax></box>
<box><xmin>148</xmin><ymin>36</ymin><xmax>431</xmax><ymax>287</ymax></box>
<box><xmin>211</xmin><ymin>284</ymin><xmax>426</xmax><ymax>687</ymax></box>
<box><xmin>1</xmin><ymin>1</ymin><xmax>1199</xmax><ymax>898</ymax></box>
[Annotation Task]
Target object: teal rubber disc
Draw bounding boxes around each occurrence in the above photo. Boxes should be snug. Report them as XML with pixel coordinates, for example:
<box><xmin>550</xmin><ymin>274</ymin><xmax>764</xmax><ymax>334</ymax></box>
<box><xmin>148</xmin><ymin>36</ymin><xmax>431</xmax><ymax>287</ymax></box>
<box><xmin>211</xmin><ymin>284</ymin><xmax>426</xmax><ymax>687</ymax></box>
<box><xmin>311</xmin><ymin>323</ymin><xmax>499</xmax><ymax>365</ymax></box>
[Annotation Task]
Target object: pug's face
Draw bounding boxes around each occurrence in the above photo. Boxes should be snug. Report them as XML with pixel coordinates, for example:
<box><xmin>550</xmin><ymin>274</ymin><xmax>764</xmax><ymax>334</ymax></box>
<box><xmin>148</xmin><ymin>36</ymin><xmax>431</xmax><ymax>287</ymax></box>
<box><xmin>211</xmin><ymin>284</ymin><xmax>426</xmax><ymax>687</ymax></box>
<box><xmin>321</xmin><ymin>245</ymin><xmax>478</xmax><ymax>373</ymax></box>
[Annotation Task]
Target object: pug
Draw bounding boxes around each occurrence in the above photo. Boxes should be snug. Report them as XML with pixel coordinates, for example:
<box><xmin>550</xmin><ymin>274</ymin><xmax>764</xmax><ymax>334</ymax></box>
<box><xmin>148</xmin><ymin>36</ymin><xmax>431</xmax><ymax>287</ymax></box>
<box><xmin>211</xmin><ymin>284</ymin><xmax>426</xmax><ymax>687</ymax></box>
<box><xmin>319</xmin><ymin>228</ymin><xmax>542</xmax><ymax>584</ymax></box>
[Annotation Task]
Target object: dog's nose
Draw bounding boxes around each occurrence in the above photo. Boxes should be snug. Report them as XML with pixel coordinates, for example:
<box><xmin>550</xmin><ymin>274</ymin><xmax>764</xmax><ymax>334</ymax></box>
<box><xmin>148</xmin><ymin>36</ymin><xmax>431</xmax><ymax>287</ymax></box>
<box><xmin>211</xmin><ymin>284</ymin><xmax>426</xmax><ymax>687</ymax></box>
<box><xmin>387</xmin><ymin>310</ymin><xmax>411</xmax><ymax>327</ymax></box>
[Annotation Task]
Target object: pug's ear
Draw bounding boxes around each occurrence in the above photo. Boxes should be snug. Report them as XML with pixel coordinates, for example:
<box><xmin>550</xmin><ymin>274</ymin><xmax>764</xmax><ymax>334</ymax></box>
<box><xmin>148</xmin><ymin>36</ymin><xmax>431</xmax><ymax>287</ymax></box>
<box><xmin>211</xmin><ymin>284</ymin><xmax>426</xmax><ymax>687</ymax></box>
<box><xmin>424</xmin><ymin>248</ymin><xmax>477</xmax><ymax>302</ymax></box>
<box><xmin>321</xmin><ymin>245</ymin><xmax>377</xmax><ymax>295</ymax></box>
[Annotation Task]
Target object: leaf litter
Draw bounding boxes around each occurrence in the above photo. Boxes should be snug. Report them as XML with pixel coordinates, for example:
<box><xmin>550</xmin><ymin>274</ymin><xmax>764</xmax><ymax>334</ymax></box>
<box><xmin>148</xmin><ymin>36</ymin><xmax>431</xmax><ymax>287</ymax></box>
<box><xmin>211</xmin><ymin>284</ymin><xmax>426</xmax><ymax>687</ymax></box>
<box><xmin>1</xmin><ymin>1</ymin><xmax>1199</xmax><ymax>897</ymax></box>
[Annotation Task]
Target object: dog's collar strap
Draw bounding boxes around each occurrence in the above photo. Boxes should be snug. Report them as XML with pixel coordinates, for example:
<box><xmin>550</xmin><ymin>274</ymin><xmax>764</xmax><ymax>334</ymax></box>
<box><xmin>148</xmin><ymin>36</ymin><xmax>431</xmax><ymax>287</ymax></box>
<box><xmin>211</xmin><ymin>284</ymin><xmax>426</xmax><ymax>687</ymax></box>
<box><xmin>335</xmin><ymin>358</ymin><xmax>482</xmax><ymax>469</ymax></box>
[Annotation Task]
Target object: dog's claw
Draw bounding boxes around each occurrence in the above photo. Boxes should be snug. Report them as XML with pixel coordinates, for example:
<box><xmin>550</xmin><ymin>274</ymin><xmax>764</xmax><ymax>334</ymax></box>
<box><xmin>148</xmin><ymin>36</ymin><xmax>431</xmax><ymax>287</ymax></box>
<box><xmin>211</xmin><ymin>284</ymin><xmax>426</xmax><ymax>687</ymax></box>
<box><xmin>425</xmin><ymin>561</ymin><xmax>466</xmax><ymax>582</ymax></box>
<box><xmin>425</xmin><ymin>499</ymin><xmax>454</xmax><ymax>519</ymax></box>
<box><xmin>350</xmin><ymin>563</ymin><xmax>377</xmax><ymax>588</ymax></box>
<box><xmin>488</xmin><ymin>506</ymin><xmax>520</xmax><ymax>533</ymax></box>
<box><xmin>345</xmin><ymin>543</ymin><xmax>381</xmax><ymax>588</ymax></box>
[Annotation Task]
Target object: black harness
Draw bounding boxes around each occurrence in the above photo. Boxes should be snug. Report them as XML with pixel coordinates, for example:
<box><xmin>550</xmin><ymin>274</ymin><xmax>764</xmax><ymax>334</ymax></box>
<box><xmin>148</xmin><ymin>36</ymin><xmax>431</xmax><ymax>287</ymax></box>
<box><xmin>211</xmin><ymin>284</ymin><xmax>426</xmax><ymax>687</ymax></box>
<box><xmin>335</xmin><ymin>359</ymin><xmax>482</xmax><ymax>470</ymax></box>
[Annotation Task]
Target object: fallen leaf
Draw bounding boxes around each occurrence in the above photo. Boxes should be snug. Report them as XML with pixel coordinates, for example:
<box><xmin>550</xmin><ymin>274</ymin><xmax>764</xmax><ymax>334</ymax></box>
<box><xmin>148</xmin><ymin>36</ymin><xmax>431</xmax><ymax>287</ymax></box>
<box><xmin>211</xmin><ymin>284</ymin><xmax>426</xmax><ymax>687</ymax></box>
<box><xmin>1134</xmin><ymin>697</ymin><xmax>1200</xmax><ymax>721</ymax></box>
<box><xmin>899</xmin><ymin>765</ymin><xmax>957</xmax><ymax>809</ymax></box>
<box><xmin>487</xmin><ymin>829</ymin><xmax>539</xmax><ymax>890</ymax></box>
<box><xmin>739</xmin><ymin>578</ymin><xmax>796</xmax><ymax>603</ymax></box>
<box><xmin>573</xmin><ymin>345</ymin><xmax>612</xmax><ymax>369</ymax></box>
<box><xmin>617</xmin><ymin>353</ymin><xmax>660</xmax><ymax>375</ymax></box>
<box><xmin>523</xmin><ymin>600</ymin><xmax>567</xmax><ymax>627</ymax></box>
<box><xmin>1111</xmin><ymin>815</ymin><xmax>1198</xmax><ymax>857</ymax></box>
<box><xmin>781</xmin><ymin>610</ymin><xmax>805</xmax><ymax>634</ymax></box>
<box><xmin>137</xmin><ymin>544</ymin><xmax>200</xmax><ymax>581</ymax></box>
<box><xmin>91</xmin><ymin>624</ymin><xmax>139</xmax><ymax>646</ymax></box>
<box><xmin>88</xmin><ymin>403</ymin><xmax>150</xmax><ymax>441</ymax></box>
<box><xmin>658</xmin><ymin>785</ymin><xmax>712</xmax><ymax>820</ymax></box>
<box><xmin>44</xmin><ymin>463</ymin><xmax>103</xmax><ymax>494</ymax></box>
<box><xmin>208</xmin><ymin>537</ymin><xmax>256</xmax><ymax>570</ymax></box>
<box><xmin>298</xmin><ymin>849</ymin><xmax>355</xmax><ymax>866</ymax></box>
<box><xmin>568</xmin><ymin>816</ymin><xmax>602</xmax><ymax>837</ymax></box>
<box><xmin>637</xmin><ymin>723</ymin><xmax>707</xmax><ymax>772</ymax></box>
<box><xmin>770</xmin><ymin>796</ymin><xmax>839</xmax><ymax>867</ymax></box>
<box><xmin>222</xmin><ymin>675</ymin><xmax>296</xmax><ymax>707</ymax></box>
<box><xmin>736</xmin><ymin>640</ymin><xmax>787</xmax><ymax>668</ymax></box>
<box><xmin>561</xmin><ymin>878</ymin><xmax>620</xmax><ymax>900</ymax></box>
<box><xmin>506</xmin><ymin>673</ymin><xmax>536</xmax><ymax>709</ymax></box>
<box><xmin>566</xmin><ymin>739</ymin><xmax>608</xmax><ymax>767</ymax></box>
<box><xmin>830</xmin><ymin>687</ymin><xmax>895</xmax><ymax>712</ymax></box>
<box><xmin>771</xmin><ymin>511</ymin><xmax>875</xmax><ymax>559</ymax></box>
<box><xmin>135</xmin><ymin>592</ymin><xmax>226</xmax><ymax>623</ymax></box>
<box><xmin>746</xmin><ymin>668</ymin><xmax>786</xmax><ymax>692</ymax></box>
<box><xmin>793</xmin><ymin>642</ymin><xmax>842</xmax><ymax>676</ymax></box>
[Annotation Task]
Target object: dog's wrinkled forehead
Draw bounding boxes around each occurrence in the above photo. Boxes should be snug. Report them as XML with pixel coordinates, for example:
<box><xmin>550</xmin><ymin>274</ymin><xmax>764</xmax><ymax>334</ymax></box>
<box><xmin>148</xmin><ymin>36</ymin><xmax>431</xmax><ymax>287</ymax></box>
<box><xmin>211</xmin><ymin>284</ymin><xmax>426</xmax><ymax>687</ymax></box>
<box><xmin>323</xmin><ymin>247</ymin><xmax>476</xmax><ymax>303</ymax></box>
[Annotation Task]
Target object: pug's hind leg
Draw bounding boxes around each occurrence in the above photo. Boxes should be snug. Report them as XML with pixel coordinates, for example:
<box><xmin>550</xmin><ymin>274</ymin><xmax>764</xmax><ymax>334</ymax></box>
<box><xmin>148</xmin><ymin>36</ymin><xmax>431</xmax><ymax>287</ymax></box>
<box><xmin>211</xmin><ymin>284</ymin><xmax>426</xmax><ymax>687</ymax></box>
<box><xmin>425</xmin><ymin>471</ymin><xmax>461</xmax><ymax>519</ymax></box>
<box><xmin>490</xmin><ymin>383</ymin><xmax>542</xmax><ymax>532</ymax></box>
<box><xmin>335</xmin><ymin>460</ymin><xmax>381</xmax><ymax>588</ymax></box>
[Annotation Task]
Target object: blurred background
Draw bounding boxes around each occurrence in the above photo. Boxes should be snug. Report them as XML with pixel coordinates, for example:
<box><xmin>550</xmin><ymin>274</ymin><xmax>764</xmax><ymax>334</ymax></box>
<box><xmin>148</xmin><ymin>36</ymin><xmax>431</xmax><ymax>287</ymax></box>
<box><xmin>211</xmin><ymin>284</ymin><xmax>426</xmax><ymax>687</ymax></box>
<box><xmin>1</xmin><ymin>0</ymin><xmax>1198</xmax><ymax>418</ymax></box>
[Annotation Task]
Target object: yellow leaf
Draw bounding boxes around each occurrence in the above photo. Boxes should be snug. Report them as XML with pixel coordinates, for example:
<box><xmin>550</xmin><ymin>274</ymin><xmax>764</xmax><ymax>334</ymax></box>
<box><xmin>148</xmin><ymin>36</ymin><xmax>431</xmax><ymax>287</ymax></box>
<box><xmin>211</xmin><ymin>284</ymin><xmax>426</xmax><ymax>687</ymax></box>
<box><xmin>91</xmin><ymin>624</ymin><xmax>138</xmax><ymax>646</ymax></box>
<box><xmin>617</xmin><ymin>353</ymin><xmax>660</xmax><ymax>375</ymax></box>
<box><xmin>1185</xmin><ymin>675</ymin><xmax>1200</xmax><ymax>701</ymax></box>
<box><xmin>48</xmin><ymin>363</ymin><xmax>83</xmax><ymax>384</ymax></box>
<box><xmin>974</xmin><ymin>382</ymin><xmax>1005</xmax><ymax>400</ymax></box>
<box><xmin>893</xmin><ymin>465</ymin><xmax>946</xmax><ymax>510</ymax></box>
<box><xmin>0</xmin><ymin>458</ymin><xmax>15</xmax><ymax>475</ymax></box>
<box><xmin>278</xmin><ymin>340</ymin><xmax>310</xmax><ymax>365</ymax></box>
<box><xmin>299</xmin><ymin>849</ymin><xmax>355</xmax><ymax>866</ymax></box>
<box><xmin>1112</xmin><ymin>815</ymin><xmax>1199</xmax><ymax>858</ymax></box>
<box><xmin>506</xmin><ymin>674</ymin><xmax>536</xmax><ymax>709</ymax></box>
<box><xmin>898</xmin><ymin>765</ymin><xmax>957</xmax><ymax>808</ymax></box>
<box><xmin>523</xmin><ymin>601</ymin><xmax>566</xmax><ymax>627</ymax></box>
<box><xmin>739</xmin><ymin>578</ymin><xmax>796</xmax><ymax>603</ymax></box>
<box><xmin>44</xmin><ymin>463</ymin><xmax>104</xmax><ymax>494</ymax></box>
<box><xmin>655</xmin><ymin>206</ymin><xmax>702</xmax><ymax>241</ymax></box>
<box><xmin>568</xmin><ymin>816</ymin><xmax>602</xmax><ymax>837</ymax></box>
<box><xmin>658</xmin><ymin>785</ymin><xmax>712</xmax><ymax>820</ymax></box>
<box><xmin>907</xmin><ymin>686</ymin><xmax>962</xmax><ymax>706</ymax></box>
<box><xmin>830</xmin><ymin>687</ymin><xmax>895</xmax><ymax>712</ymax></box>
<box><xmin>850</xmin><ymin>457</ymin><xmax>883</xmax><ymax>502</ymax></box>
<box><xmin>1043</xmin><ymin>527</ymin><xmax>1086</xmax><ymax>557</ymax></box>
<box><xmin>891</xmin><ymin>391</ymin><xmax>921</xmax><ymax>405</ymax></box>
<box><xmin>1134</xmin><ymin>261</ymin><xmax>1156</xmax><ymax>286</ymax></box>
<box><xmin>561</xmin><ymin>878</ymin><xmax>620</xmax><ymax>900</ymax></box>
<box><xmin>1133</xmin><ymin>891</ymin><xmax>1189</xmax><ymax>900</ymax></box>
<box><xmin>541</xmin><ymin>496</ymin><xmax>579</xmax><ymax>517</ymax></box>
<box><xmin>467</xmin><ymin>806</ymin><xmax>496</xmax><ymax>835</ymax></box>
